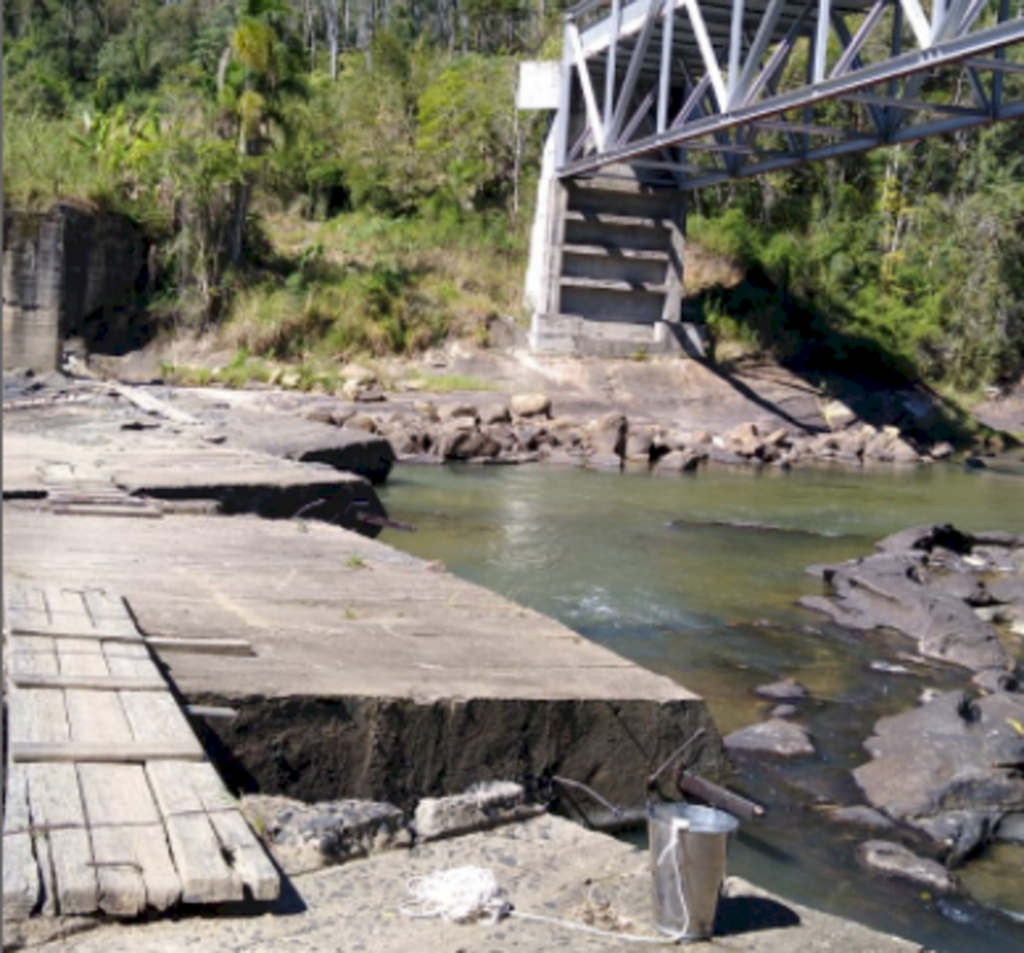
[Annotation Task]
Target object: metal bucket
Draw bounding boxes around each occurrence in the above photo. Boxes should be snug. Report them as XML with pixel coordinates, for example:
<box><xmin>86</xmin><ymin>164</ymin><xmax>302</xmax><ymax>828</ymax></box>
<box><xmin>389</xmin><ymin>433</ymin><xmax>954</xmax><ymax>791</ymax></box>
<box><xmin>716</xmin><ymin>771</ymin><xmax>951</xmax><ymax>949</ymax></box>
<box><xmin>648</xmin><ymin>802</ymin><xmax>739</xmax><ymax>940</ymax></box>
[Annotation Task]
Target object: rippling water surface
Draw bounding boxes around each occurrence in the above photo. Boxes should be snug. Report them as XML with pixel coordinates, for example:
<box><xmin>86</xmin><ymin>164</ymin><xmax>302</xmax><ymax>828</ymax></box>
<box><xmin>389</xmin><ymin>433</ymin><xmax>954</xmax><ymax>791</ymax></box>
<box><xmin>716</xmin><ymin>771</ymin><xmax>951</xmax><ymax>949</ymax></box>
<box><xmin>380</xmin><ymin>459</ymin><xmax>1024</xmax><ymax>952</ymax></box>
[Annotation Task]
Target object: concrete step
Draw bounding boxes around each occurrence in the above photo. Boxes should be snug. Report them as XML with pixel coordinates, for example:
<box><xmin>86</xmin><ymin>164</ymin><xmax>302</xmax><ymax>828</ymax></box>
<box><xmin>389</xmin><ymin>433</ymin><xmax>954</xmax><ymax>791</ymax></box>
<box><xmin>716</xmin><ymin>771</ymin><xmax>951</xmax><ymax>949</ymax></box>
<box><xmin>566</xmin><ymin>184</ymin><xmax>680</xmax><ymax>220</ymax></box>
<box><xmin>561</xmin><ymin>244</ymin><xmax>669</xmax><ymax>261</ymax></box>
<box><xmin>563</xmin><ymin>210</ymin><xmax>672</xmax><ymax>230</ymax></box>
<box><xmin>564</xmin><ymin>217</ymin><xmax>674</xmax><ymax>253</ymax></box>
<box><xmin>560</xmin><ymin>276</ymin><xmax>670</xmax><ymax>294</ymax></box>
<box><xmin>561</xmin><ymin>287</ymin><xmax>664</xmax><ymax>324</ymax></box>
<box><xmin>561</xmin><ymin>246</ymin><xmax>669</xmax><ymax>285</ymax></box>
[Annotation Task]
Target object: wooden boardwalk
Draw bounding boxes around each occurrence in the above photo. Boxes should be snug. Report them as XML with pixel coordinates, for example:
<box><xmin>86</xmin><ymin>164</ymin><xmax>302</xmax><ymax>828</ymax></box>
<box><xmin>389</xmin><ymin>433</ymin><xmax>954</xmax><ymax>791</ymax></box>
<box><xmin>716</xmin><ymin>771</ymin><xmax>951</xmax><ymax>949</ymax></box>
<box><xmin>2</xmin><ymin>584</ymin><xmax>279</xmax><ymax>920</ymax></box>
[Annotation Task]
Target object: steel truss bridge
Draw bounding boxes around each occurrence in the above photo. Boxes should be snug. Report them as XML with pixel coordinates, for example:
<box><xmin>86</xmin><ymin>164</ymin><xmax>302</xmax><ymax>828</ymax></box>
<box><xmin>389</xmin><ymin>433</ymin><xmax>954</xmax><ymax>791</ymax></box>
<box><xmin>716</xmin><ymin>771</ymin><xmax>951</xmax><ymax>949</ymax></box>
<box><xmin>554</xmin><ymin>0</ymin><xmax>1024</xmax><ymax>186</ymax></box>
<box><xmin>525</xmin><ymin>0</ymin><xmax>1024</xmax><ymax>354</ymax></box>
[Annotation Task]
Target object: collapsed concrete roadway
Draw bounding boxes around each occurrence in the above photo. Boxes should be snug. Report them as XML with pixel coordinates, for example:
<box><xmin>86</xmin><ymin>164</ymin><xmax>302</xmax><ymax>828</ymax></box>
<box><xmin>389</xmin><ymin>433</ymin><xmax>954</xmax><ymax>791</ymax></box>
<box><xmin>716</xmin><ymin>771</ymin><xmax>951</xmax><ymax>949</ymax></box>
<box><xmin>1</xmin><ymin>375</ymin><xmax>925</xmax><ymax>950</ymax></box>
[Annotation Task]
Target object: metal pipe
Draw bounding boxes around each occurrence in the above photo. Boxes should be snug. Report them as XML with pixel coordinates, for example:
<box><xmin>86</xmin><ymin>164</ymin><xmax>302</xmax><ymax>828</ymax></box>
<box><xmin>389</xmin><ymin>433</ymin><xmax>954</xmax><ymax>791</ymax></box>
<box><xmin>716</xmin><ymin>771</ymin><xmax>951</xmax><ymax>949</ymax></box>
<box><xmin>677</xmin><ymin>773</ymin><xmax>766</xmax><ymax>822</ymax></box>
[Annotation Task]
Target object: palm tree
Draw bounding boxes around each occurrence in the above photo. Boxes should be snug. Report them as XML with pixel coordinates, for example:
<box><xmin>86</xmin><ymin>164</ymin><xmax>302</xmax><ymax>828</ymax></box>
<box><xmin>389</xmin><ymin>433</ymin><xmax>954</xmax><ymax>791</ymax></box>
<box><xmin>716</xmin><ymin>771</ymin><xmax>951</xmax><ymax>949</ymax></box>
<box><xmin>216</xmin><ymin>0</ymin><xmax>305</xmax><ymax>263</ymax></box>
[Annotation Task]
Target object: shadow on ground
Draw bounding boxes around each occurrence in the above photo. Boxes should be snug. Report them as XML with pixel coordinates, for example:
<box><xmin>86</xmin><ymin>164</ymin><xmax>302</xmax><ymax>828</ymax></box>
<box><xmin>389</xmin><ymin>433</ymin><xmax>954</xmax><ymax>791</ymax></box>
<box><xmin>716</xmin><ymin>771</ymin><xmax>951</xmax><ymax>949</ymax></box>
<box><xmin>686</xmin><ymin>267</ymin><xmax>1010</xmax><ymax>450</ymax></box>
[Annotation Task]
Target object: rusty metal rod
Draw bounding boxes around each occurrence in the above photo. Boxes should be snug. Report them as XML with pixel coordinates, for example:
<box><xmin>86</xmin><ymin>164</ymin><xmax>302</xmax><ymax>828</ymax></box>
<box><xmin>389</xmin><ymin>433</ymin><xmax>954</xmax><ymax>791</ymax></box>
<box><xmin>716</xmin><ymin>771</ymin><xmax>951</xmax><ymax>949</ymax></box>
<box><xmin>677</xmin><ymin>773</ymin><xmax>766</xmax><ymax>822</ymax></box>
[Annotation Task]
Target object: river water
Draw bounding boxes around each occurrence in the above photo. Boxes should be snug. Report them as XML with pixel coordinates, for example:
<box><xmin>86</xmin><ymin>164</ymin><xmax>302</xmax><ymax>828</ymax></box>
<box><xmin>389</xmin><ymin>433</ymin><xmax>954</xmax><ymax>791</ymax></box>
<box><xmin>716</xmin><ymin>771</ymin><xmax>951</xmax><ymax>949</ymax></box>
<box><xmin>379</xmin><ymin>459</ymin><xmax>1024</xmax><ymax>952</ymax></box>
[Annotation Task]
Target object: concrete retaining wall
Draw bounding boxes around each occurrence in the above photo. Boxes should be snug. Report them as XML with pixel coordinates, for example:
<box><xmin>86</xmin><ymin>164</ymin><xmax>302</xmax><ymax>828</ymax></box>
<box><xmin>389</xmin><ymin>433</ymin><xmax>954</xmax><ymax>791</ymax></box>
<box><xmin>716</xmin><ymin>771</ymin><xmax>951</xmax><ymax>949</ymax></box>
<box><xmin>2</xmin><ymin>203</ymin><xmax>147</xmax><ymax>372</ymax></box>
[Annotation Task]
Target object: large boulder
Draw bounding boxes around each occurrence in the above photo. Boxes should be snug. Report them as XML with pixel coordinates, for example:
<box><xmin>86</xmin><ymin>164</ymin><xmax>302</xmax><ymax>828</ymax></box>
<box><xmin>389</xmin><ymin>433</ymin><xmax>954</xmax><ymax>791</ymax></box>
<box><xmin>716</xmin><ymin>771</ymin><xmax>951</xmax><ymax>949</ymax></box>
<box><xmin>853</xmin><ymin>690</ymin><xmax>1024</xmax><ymax>864</ymax></box>
<box><xmin>510</xmin><ymin>393</ymin><xmax>552</xmax><ymax>419</ymax></box>
<box><xmin>724</xmin><ymin>718</ymin><xmax>816</xmax><ymax>758</ymax></box>
<box><xmin>801</xmin><ymin>525</ymin><xmax>1017</xmax><ymax>673</ymax></box>
<box><xmin>586</xmin><ymin>413</ymin><xmax>627</xmax><ymax>459</ymax></box>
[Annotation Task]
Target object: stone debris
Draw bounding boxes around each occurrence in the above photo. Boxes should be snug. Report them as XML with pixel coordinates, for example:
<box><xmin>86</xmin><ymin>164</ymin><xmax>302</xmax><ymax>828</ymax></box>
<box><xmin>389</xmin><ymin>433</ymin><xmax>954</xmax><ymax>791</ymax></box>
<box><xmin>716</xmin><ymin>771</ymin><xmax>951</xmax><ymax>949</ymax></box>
<box><xmin>754</xmin><ymin>678</ymin><xmax>809</xmax><ymax>701</ymax></box>
<box><xmin>242</xmin><ymin>795</ymin><xmax>411</xmax><ymax>876</ymax></box>
<box><xmin>856</xmin><ymin>840</ymin><xmax>959</xmax><ymax>894</ymax></box>
<box><xmin>413</xmin><ymin>781</ymin><xmax>546</xmax><ymax>842</ymax></box>
<box><xmin>724</xmin><ymin>718</ymin><xmax>817</xmax><ymax>758</ymax></box>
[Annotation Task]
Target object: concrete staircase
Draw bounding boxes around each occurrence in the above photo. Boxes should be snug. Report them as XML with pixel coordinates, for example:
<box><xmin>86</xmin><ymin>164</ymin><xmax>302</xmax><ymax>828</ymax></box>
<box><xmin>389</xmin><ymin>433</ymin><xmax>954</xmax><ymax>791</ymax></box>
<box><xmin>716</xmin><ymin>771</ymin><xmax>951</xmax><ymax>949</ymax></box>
<box><xmin>530</xmin><ymin>167</ymin><xmax>687</xmax><ymax>357</ymax></box>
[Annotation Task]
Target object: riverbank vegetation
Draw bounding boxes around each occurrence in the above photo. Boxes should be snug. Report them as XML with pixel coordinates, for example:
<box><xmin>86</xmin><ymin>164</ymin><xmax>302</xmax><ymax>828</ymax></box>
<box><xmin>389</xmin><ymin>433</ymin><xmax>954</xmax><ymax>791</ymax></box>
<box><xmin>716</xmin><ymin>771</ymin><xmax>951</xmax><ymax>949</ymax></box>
<box><xmin>4</xmin><ymin>0</ymin><xmax>1023</xmax><ymax>396</ymax></box>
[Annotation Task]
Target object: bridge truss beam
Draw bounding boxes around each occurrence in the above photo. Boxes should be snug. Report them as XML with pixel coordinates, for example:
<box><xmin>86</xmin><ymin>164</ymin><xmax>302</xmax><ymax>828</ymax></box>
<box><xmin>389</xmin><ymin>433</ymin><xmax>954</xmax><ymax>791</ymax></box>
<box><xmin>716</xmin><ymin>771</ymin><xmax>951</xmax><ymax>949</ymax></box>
<box><xmin>555</xmin><ymin>0</ymin><xmax>1024</xmax><ymax>185</ymax></box>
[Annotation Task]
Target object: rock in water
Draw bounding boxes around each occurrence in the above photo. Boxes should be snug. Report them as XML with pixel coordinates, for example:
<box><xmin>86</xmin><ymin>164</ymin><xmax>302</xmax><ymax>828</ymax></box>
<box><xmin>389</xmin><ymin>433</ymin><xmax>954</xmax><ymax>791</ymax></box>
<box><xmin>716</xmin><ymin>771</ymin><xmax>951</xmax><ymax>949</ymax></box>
<box><xmin>857</xmin><ymin>840</ymin><xmax>958</xmax><ymax>893</ymax></box>
<box><xmin>853</xmin><ymin>690</ymin><xmax>1024</xmax><ymax>863</ymax></box>
<box><xmin>724</xmin><ymin>718</ymin><xmax>816</xmax><ymax>758</ymax></box>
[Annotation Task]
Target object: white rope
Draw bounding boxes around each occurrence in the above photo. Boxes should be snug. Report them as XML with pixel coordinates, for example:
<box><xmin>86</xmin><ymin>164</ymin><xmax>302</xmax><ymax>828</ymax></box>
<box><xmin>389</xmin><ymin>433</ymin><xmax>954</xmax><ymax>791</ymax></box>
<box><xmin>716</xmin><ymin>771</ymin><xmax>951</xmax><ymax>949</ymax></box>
<box><xmin>656</xmin><ymin>818</ymin><xmax>692</xmax><ymax>938</ymax></box>
<box><xmin>399</xmin><ymin>862</ymin><xmax>693</xmax><ymax>945</ymax></box>
<box><xmin>399</xmin><ymin>866</ymin><xmax>510</xmax><ymax>924</ymax></box>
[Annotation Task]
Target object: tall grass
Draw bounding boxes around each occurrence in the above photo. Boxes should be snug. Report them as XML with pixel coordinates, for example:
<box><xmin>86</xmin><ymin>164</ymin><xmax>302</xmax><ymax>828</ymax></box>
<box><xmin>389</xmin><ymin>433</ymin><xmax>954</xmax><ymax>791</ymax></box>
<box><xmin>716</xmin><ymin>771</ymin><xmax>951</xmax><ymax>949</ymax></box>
<box><xmin>2</xmin><ymin>109</ymin><xmax>118</xmax><ymax>210</ymax></box>
<box><xmin>222</xmin><ymin>207</ymin><xmax>529</xmax><ymax>363</ymax></box>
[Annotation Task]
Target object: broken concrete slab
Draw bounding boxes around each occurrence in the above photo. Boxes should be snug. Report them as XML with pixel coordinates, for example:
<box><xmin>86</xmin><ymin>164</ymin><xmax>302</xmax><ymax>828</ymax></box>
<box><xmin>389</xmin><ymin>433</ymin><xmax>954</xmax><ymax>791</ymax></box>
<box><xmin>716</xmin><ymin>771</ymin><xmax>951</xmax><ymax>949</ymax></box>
<box><xmin>16</xmin><ymin>815</ymin><xmax>926</xmax><ymax>953</ymax></box>
<box><xmin>2</xmin><ymin>504</ymin><xmax>723</xmax><ymax>816</ymax></box>
<box><xmin>3</xmin><ymin>430</ymin><xmax>387</xmax><ymax>535</ymax></box>
<box><xmin>241</xmin><ymin>795</ymin><xmax>410</xmax><ymax>876</ymax></box>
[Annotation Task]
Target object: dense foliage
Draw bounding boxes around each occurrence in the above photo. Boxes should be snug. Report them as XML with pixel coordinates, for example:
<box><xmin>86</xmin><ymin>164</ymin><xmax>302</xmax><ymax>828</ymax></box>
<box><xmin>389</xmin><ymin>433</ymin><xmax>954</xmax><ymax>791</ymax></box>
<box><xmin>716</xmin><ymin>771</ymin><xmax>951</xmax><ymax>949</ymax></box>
<box><xmin>4</xmin><ymin>0</ymin><xmax>1023</xmax><ymax>392</ymax></box>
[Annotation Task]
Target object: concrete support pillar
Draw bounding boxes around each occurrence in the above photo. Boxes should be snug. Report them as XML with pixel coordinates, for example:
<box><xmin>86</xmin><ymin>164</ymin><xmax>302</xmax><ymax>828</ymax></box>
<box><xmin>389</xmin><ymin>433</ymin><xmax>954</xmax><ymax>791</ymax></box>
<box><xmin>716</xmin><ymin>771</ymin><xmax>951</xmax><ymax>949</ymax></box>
<box><xmin>660</xmin><ymin>191</ymin><xmax>686</xmax><ymax>326</ymax></box>
<box><xmin>2</xmin><ymin>211</ymin><xmax>64</xmax><ymax>372</ymax></box>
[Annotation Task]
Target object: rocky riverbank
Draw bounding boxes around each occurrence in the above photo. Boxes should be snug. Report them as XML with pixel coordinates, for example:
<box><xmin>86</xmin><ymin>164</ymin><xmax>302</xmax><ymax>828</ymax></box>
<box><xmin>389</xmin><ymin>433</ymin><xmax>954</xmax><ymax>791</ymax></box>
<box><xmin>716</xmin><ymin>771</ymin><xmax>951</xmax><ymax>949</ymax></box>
<box><xmin>93</xmin><ymin>339</ymin><xmax>1024</xmax><ymax>480</ymax></box>
<box><xmin>723</xmin><ymin>524</ymin><xmax>1024</xmax><ymax>907</ymax></box>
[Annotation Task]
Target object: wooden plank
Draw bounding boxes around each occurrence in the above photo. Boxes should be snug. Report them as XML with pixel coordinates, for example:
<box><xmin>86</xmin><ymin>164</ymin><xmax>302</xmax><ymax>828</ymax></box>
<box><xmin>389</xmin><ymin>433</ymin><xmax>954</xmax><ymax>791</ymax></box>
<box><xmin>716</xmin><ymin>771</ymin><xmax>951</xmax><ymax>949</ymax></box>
<box><xmin>66</xmin><ymin>687</ymin><xmax>133</xmax><ymax>744</ymax></box>
<box><xmin>56</xmin><ymin>637</ymin><xmax>109</xmax><ymax>677</ymax></box>
<box><xmin>44</xmin><ymin>828</ymin><xmax>99</xmax><ymax>915</ymax></box>
<box><xmin>208</xmin><ymin>810</ymin><xmax>280</xmax><ymax>901</ymax></box>
<box><xmin>77</xmin><ymin>764</ymin><xmax>160</xmax><ymax>827</ymax></box>
<box><xmin>8</xmin><ymin>642</ymin><xmax>58</xmax><ymax>677</ymax></box>
<box><xmin>103</xmin><ymin>641</ymin><xmax>152</xmax><ymax>659</ymax></box>
<box><xmin>4</xmin><ymin>582</ymin><xmax>46</xmax><ymax>615</ymax></box>
<box><xmin>36</xmin><ymin>829</ymin><xmax>59</xmax><ymax>917</ymax></box>
<box><xmin>47</xmin><ymin>491</ymin><xmax>141</xmax><ymax>504</ymax></box>
<box><xmin>22</xmin><ymin>764</ymin><xmax>99</xmax><ymax>913</ymax></box>
<box><xmin>105</xmin><ymin>653</ymin><xmax>161</xmax><ymax>679</ymax></box>
<box><xmin>90</xmin><ymin>825</ymin><xmax>181</xmax><ymax>914</ymax></box>
<box><xmin>103</xmin><ymin>643</ymin><xmax>162</xmax><ymax>679</ymax></box>
<box><xmin>146</xmin><ymin>762</ymin><xmax>237</xmax><ymax>817</ymax></box>
<box><xmin>108</xmin><ymin>383</ymin><xmax>200</xmax><ymax>425</ymax></box>
<box><xmin>3</xmin><ymin>763</ymin><xmax>33</xmax><ymax>835</ymax></box>
<box><xmin>12</xmin><ymin>743</ymin><xmax>206</xmax><ymax>764</ymax></box>
<box><xmin>82</xmin><ymin>589</ymin><xmax>141</xmax><ymax>638</ymax></box>
<box><xmin>9</xmin><ymin>634</ymin><xmax>59</xmax><ymax>655</ymax></box>
<box><xmin>184</xmin><ymin>705</ymin><xmax>239</xmax><ymax>723</ymax></box>
<box><xmin>8</xmin><ymin>686</ymin><xmax>70</xmax><ymax>745</ymax></box>
<box><xmin>2</xmin><ymin>764</ymin><xmax>50</xmax><ymax>915</ymax></box>
<box><xmin>12</xmin><ymin>674</ymin><xmax>166</xmax><ymax>692</ymax></box>
<box><xmin>25</xmin><ymin>763</ymin><xmax>87</xmax><ymax>827</ymax></box>
<box><xmin>3</xmin><ymin>833</ymin><xmax>41</xmax><ymax>921</ymax></box>
<box><xmin>10</xmin><ymin>627</ymin><xmax>143</xmax><ymax>643</ymax></box>
<box><xmin>121</xmin><ymin>691</ymin><xmax>198</xmax><ymax>746</ymax></box>
<box><xmin>4</xmin><ymin>585</ymin><xmax>51</xmax><ymax>637</ymax></box>
<box><xmin>165</xmin><ymin>814</ymin><xmax>243</xmax><ymax>904</ymax></box>
<box><xmin>144</xmin><ymin>636</ymin><xmax>254</xmax><ymax>656</ymax></box>
<box><xmin>47</xmin><ymin>587</ymin><xmax>96</xmax><ymax>635</ymax></box>
<box><xmin>51</xmin><ymin>503</ymin><xmax>164</xmax><ymax>518</ymax></box>
<box><xmin>88</xmin><ymin>826</ymin><xmax>146</xmax><ymax>917</ymax></box>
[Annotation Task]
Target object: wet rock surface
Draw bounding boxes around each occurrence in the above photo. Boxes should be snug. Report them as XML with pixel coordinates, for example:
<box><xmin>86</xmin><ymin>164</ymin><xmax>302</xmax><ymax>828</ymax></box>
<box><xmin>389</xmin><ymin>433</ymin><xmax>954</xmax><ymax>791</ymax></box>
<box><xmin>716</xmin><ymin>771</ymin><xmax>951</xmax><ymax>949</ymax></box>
<box><xmin>856</xmin><ymin>840</ymin><xmax>959</xmax><ymax>894</ymax></box>
<box><xmin>802</xmin><ymin>524</ymin><xmax>1023</xmax><ymax>672</ymax></box>
<box><xmin>853</xmin><ymin>689</ymin><xmax>1024</xmax><ymax>865</ymax></box>
<box><xmin>794</xmin><ymin>523</ymin><xmax>1024</xmax><ymax>903</ymax></box>
<box><xmin>724</xmin><ymin>718</ymin><xmax>817</xmax><ymax>758</ymax></box>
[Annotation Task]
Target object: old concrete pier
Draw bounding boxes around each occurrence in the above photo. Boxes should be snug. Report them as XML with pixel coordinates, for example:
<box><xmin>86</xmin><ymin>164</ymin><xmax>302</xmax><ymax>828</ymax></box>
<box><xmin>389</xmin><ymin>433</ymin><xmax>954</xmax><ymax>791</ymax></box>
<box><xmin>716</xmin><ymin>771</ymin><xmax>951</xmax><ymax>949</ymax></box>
<box><xmin>2</xmin><ymin>376</ymin><xmax>720</xmax><ymax>816</ymax></box>
<box><xmin>2</xmin><ymin>375</ymin><xmax>929</xmax><ymax>952</ymax></box>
